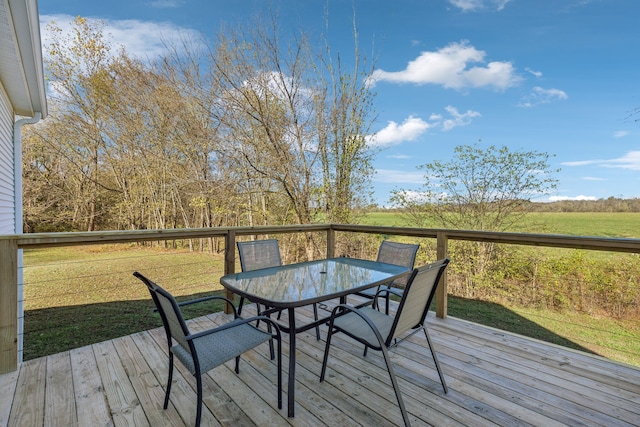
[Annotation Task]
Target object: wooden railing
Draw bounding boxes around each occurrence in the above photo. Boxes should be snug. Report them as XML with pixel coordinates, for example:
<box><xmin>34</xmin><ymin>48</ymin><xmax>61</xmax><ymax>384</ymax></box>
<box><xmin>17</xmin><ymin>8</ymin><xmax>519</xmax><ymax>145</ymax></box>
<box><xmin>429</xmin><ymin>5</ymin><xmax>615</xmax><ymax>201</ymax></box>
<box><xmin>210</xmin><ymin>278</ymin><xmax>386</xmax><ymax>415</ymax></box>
<box><xmin>2</xmin><ymin>223</ymin><xmax>640</xmax><ymax>373</ymax></box>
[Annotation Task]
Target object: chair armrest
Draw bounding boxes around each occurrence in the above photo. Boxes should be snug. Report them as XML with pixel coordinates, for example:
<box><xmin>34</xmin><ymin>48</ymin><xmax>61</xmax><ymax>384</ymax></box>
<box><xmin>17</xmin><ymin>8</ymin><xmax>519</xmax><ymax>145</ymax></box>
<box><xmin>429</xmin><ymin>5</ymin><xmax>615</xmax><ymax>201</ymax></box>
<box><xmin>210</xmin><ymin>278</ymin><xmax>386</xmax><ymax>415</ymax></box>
<box><xmin>328</xmin><ymin>304</ymin><xmax>386</xmax><ymax>346</ymax></box>
<box><xmin>374</xmin><ymin>287</ymin><xmax>403</xmax><ymax>299</ymax></box>
<box><xmin>186</xmin><ymin>315</ymin><xmax>282</xmax><ymax>341</ymax></box>
<box><xmin>153</xmin><ymin>295</ymin><xmax>239</xmax><ymax>318</ymax></box>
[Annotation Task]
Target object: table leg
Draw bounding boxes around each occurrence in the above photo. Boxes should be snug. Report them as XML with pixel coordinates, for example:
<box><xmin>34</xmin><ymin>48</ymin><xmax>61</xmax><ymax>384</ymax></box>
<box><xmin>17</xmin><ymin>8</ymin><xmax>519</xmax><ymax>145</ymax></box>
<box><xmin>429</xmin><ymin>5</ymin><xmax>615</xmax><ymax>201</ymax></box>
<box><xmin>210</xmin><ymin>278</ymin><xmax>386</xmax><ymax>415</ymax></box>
<box><xmin>287</xmin><ymin>307</ymin><xmax>296</xmax><ymax>417</ymax></box>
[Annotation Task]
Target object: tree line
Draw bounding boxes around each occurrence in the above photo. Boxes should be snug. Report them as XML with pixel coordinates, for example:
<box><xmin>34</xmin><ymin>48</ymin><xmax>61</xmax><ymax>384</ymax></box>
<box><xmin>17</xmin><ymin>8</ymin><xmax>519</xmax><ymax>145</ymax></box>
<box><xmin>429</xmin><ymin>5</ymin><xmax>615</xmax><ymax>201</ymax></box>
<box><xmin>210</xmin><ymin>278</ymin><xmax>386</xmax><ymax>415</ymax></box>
<box><xmin>524</xmin><ymin>198</ymin><xmax>640</xmax><ymax>212</ymax></box>
<box><xmin>22</xmin><ymin>16</ymin><xmax>376</xmax><ymax>251</ymax></box>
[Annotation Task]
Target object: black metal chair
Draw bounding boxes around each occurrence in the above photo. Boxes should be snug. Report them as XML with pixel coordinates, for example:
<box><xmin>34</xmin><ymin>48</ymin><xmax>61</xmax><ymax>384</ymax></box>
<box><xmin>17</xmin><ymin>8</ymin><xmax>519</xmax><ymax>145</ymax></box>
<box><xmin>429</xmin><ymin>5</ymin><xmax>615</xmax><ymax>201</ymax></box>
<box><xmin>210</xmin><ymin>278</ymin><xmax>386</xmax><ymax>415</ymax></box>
<box><xmin>353</xmin><ymin>240</ymin><xmax>419</xmax><ymax>313</ymax></box>
<box><xmin>320</xmin><ymin>259</ymin><xmax>450</xmax><ymax>427</ymax></box>
<box><xmin>237</xmin><ymin>239</ymin><xmax>320</xmax><ymax>340</ymax></box>
<box><xmin>236</xmin><ymin>239</ymin><xmax>283</xmax><ymax>319</ymax></box>
<box><xmin>133</xmin><ymin>271</ymin><xmax>282</xmax><ymax>427</ymax></box>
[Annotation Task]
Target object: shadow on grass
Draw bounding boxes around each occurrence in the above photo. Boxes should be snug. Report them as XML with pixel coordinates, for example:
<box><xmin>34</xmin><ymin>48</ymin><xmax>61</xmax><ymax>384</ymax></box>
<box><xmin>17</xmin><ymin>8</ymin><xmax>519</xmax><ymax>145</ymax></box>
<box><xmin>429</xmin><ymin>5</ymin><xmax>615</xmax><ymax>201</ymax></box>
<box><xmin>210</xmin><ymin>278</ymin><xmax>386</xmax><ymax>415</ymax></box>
<box><xmin>24</xmin><ymin>291</ymin><xmax>597</xmax><ymax>361</ymax></box>
<box><xmin>445</xmin><ymin>295</ymin><xmax>597</xmax><ymax>355</ymax></box>
<box><xmin>23</xmin><ymin>290</ymin><xmax>229</xmax><ymax>361</ymax></box>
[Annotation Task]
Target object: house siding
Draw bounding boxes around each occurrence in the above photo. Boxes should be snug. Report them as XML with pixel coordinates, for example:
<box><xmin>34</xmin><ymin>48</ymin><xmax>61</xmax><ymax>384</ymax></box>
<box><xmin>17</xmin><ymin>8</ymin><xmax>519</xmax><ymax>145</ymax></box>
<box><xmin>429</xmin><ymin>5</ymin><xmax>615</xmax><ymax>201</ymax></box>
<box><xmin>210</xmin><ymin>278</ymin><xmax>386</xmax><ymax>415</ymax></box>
<box><xmin>0</xmin><ymin>87</ymin><xmax>14</xmax><ymax>234</ymax></box>
<box><xmin>0</xmin><ymin>84</ymin><xmax>24</xmax><ymax>364</ymax></box>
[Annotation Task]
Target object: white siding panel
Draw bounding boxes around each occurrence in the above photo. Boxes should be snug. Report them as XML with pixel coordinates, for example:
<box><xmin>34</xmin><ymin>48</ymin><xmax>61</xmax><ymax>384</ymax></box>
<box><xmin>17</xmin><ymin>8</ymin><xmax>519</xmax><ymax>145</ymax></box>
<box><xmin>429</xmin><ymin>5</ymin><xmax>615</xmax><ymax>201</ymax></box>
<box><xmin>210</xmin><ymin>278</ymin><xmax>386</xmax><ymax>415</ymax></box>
<box><xmin>0</xmin><ymin>88</ymin><xmax>23</xmax><ymax>364</ymax></box>
<box><xmin>0</xmin><ymin>89</ymin><xmax>14</xmax><ymax>234</ymax></box>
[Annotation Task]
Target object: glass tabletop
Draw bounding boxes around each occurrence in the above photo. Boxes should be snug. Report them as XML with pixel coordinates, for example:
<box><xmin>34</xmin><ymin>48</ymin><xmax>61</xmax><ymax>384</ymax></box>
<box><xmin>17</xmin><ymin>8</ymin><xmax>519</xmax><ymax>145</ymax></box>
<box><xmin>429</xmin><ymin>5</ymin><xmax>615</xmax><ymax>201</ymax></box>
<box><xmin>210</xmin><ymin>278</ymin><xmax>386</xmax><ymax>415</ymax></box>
<box><xmin>220</xmin><ymin>257</ymin><xmax>411</xmax><ymax>308</ymax></box>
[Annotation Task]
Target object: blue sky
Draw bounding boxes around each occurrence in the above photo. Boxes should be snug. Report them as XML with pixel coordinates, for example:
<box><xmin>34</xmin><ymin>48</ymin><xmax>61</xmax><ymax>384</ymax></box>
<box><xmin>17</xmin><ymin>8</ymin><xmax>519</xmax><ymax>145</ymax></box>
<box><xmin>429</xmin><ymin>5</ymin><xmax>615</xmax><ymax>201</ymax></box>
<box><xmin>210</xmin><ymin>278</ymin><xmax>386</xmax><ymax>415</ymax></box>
<box><xmin>37</xmin><ymin>0</ymin><xmax>640</xmax><ymax>206</ymax></box>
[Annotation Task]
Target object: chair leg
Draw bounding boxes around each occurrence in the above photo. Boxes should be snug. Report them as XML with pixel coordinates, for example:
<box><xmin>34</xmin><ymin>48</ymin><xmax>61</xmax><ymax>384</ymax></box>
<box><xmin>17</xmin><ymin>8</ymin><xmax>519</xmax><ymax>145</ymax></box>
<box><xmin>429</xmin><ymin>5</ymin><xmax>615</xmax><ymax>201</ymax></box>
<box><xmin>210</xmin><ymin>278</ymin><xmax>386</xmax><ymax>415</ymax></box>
<box><xmin>266</xmin><ymin>321</ymin><xmax>275</xmax><ymax>360</ymax></box>
<box><xmin>255</xmin><ymin>302</ymin><xmax>262</xmax><ymax>327</ymax></box>
<box><xmin>238</xmin><ymin>296</ymin><xmax>245</xmax><ymax>316</ymax></box>
<box><xmin>275</xmin><ymin>333</ymin><xmax>283</xmax><ymax>409</ymax></box>
<box><xmin>422</xmin><ymin>326</ymin><xmax>448</xmax><ymax>393</ymax></box>
<box><xmin>195</xmin><ymin>372</ymin><xmax>203</xmax><ymax>427</ymax></box>
<box><xmin>313</xmin><ymin>303</ymin><xmax>321</xmax><ymax>340</ymax></box>
<box><xmin>164</xmin><ymin>353</ymin><xmax>174</xmax><ymax>409</ymax></box>
<box><xmin>320</xmin><ymin>325</ymin><xmax>335</xmax><ymax>382</ymax></box>
<box><xmin>380</xmin><ymin>345</ymin><xmax>412</xmax><ymax>427</ymax></box>
<box><xmin>234</xmin><ymin>355</ymin><xmax>240</xmax><ymax>374</ymax></box>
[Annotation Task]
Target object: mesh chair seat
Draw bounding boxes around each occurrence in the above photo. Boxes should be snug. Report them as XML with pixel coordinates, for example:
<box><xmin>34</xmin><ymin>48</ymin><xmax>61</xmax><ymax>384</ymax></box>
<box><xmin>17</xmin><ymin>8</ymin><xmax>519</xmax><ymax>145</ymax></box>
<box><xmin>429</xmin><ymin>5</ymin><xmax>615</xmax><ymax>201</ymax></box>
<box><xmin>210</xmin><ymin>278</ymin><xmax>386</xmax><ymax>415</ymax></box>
<box><xmin>331</xmin><ymin>306</ymin><xmax>393</xmax><ymax>348</ymax></box>
<box><xmin>172</xmin><ymin>320</ymin><xmax>274</xmax><ymax>375</ymax></box>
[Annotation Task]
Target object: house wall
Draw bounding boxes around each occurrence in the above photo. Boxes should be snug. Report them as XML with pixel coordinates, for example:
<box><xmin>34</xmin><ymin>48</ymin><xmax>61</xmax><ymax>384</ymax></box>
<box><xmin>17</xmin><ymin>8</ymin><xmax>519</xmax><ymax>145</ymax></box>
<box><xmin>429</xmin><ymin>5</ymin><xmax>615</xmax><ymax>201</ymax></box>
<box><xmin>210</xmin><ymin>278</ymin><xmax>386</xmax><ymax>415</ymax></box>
<box><xmin>0</xmin><ymin>86</ymin><xmax>14</xmax><ymax>234</ymax></box>
<box><xmin>0</xmin><ymin>83</ymin><xmax>23</xmax><ymax>364</ymax></box>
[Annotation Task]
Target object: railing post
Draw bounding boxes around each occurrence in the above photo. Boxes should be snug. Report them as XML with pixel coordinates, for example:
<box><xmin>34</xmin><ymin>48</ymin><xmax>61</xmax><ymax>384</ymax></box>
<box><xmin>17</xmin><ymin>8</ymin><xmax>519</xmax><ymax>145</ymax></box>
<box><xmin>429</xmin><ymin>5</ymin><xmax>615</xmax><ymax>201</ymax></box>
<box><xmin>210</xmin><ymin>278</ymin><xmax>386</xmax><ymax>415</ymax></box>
<box><xmin>326</xmin><ymin>226</ymin><xmax>335</xmax><ymax>259</ymax></box>
<box><xmin>435</xmin><ymin>231</ymin><xmax>448</xmax><ymax>319</ymax></box>
<box><xmin>0</xmin><ymin>239</ymin><xmax>18</xmax><ymax>373</ymax></box>
<box><xmin>224</xmin><ymin>230</ymin><xmax>236</xmax><ymax>314</ymax></box>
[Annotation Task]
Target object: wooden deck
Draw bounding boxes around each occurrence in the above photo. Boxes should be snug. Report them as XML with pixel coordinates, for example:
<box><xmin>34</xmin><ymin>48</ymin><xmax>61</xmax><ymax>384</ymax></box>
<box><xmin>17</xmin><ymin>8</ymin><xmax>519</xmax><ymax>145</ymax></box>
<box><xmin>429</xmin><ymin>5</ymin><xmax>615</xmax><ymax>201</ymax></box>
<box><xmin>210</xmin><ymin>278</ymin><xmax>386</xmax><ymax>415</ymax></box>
<box><xmin>1</xmin><ymin>301</ymin><xmax>639</xmax><ymax>427</ymax></box>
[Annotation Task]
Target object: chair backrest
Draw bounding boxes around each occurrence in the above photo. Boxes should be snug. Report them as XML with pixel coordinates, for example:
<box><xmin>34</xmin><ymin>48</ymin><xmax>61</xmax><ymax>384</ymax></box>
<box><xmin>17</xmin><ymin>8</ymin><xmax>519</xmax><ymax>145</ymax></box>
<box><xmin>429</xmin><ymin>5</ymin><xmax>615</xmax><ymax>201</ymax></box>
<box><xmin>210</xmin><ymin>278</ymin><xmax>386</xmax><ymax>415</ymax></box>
<box><xmin>133</xmin><ymin>272</ymin><xmax>191</xmax><ymax>352</ymax></box>
<box><xmin>237</xmin><ymin>239</ymin><xmax>282</xmax><ymax>272</ymax></box>
<box><xmin>387</xmin><ymin>258</ymin><xmax>449</xmax><ymax>344</ymax></box>
<box><xmin>376</xmin><ymin>241</ymin><xmax>420</xmax><ymax>287</ymax></box>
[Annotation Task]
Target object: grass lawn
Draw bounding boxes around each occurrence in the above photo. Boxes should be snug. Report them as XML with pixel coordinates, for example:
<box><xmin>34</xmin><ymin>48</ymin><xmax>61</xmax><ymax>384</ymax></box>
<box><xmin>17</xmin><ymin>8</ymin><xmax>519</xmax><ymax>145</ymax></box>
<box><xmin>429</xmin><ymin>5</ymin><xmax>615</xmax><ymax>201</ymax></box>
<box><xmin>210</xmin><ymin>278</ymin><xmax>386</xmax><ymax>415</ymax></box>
<box><xmin>21</xmin><ymin>234</ymin><xmax>640</xmax><ymax>367</ymax></box>
<box><xmin>23</xmin><ymin>244</ymin><xmax>228</xmax><ymax>360</ymax></box>
<box><xmin>363</xmin><ymin>211</ymin><xmax>640</xmax><ymax>238</ymax></box>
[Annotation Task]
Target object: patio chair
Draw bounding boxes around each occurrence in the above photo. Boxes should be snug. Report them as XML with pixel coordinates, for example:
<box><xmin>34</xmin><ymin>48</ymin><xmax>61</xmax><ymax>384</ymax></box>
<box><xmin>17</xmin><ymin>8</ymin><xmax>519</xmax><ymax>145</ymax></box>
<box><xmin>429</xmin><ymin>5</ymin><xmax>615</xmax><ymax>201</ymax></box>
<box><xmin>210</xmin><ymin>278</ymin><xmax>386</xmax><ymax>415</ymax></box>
<box><xmin>133</xmin><ymin>271</ymin><xmax>282</xmax><ymax>427</ymax></box>
<box><xmin>237</xmin><ymin>239</ymin><xmax>320</xmax><ymax>340</ymax></box>
<box><xmin>236</xmin><ymin>239</ymin><xmax>283</xmax><ymax>319</ymax></box>
<box><xmin>320</xmin><ymin>258</ymin><xmax>450</xmax><ymax>427</ymax></box>
<box><xmin>353</xmin><ymin>240</ymin><xmax>419</xmax><ymax>313</ymax></box>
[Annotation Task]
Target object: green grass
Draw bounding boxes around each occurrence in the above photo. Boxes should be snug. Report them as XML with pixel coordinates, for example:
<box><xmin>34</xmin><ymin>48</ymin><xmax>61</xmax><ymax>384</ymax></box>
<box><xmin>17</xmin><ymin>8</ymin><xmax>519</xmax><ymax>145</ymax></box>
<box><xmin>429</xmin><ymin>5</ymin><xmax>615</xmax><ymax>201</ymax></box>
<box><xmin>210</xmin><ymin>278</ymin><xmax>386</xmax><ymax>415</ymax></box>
<box><xmin>23</xmin><ymin>244</ymin><xmax>228</xmax><ymax>360</ymax></box>
<box><xmin>363</xmin><ymin>211</ymin><xmax>640</xmax><ymax>238</ymax></box>
<box><xmin>21</xmin><ymin>217</ymin><xmax>640</xmax><ymax>367</ymax></box>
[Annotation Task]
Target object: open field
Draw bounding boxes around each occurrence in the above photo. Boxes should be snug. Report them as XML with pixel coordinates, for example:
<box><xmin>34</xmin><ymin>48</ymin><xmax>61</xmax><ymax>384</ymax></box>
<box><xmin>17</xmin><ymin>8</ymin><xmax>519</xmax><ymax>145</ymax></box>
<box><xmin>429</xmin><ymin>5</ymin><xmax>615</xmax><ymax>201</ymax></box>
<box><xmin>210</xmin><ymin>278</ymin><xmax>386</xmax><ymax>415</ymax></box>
<box><xmin>22</xmin><ymin>245</ymin><xmax>227</xmax><ymax>360</ymax></box>
<box><xmin>363</xmin><ymin>211</ymin><xmax>640</xmax><ymax>238</ymax></box>
<box><xmin>21</xmin><ymin>214</ymin><xmax>640</xmax><ymax>366</ymax></box>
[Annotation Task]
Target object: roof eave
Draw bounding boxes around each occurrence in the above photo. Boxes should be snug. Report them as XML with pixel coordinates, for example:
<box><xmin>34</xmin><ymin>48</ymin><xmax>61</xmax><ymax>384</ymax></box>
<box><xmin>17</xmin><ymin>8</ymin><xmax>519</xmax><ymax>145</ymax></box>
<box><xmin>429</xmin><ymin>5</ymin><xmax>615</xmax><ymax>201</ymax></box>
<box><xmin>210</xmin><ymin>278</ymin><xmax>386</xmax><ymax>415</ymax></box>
<box><xmin>1</xmin><ymin>0</ymin><xmax>47</xmax><ymax>119</ymax></box>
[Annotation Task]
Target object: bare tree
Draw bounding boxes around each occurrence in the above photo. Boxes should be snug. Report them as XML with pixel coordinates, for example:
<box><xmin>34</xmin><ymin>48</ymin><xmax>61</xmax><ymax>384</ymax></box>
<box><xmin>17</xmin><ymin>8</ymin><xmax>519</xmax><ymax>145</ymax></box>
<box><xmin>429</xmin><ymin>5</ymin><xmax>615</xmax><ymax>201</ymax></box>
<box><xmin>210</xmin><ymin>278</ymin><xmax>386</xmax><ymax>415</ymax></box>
<box><xmin>25</xmin><ymin>13</ymin><xmax>376</xmax><ymax>244</ymax></box>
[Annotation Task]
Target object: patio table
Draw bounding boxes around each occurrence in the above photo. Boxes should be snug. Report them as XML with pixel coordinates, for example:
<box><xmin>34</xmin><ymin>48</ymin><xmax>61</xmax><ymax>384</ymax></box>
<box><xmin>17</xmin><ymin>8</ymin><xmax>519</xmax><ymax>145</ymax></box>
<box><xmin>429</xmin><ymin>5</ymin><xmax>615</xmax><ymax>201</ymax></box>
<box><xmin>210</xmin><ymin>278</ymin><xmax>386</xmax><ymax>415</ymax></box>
<box><xmin>220</xmin><ymin>257</ymin><xmax>411</xmax><ymax>417</ymax></box>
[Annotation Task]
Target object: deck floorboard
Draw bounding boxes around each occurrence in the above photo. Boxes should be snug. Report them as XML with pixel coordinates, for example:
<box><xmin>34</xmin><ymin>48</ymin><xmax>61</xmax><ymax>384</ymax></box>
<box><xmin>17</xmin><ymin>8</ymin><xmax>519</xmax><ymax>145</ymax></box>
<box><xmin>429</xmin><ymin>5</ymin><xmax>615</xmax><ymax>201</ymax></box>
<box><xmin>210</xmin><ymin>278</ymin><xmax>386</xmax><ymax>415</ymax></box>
<box><xmin>3</xmin><ymin>301</ymin><xmax>639</xmax><ymax>427</ymax></box>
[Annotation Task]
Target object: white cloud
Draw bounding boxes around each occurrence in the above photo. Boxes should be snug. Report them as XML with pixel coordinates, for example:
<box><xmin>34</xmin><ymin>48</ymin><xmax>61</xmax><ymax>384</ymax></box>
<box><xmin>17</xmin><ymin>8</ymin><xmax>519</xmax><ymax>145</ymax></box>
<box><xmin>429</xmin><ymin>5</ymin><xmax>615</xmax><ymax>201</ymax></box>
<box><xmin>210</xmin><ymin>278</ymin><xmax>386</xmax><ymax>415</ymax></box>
<box><xmin>614</xmin><ymin>130</ymin><xmax>629</xmax><ymax>138</ymax></box>
<box><xmin>525</xmin><ymin>67</ymin><xmax>543</xmax><ymax>78</ymax></box>
<box><xmin>40</xmin><ymin>14</ymin><xmax>203</xmax><ymax>62</ymax></box>
<box><xmin>548</xmin><ymin>195</ymin><xmax>597</xmax><ymax>202</ymax></box>
<box><xmin>563</xmin><ymin>151</ymin><xmax>640</xmax><ymax>171</ymax></box>
<box><xmin>367</xmin><ymin>116</ymin><xmax>431</xmax><ymax>147</ymax></box>
<box><xmin>561</xmin><ymin>159</ymin><xmax>600</xmax><ymax>167</ymax></box>
<box><xmin>448</xmin><ymin>0</ymin><xmax>512</xmax><ymax>12</ymax></box>
<box><xmin>375</xmin><ymin>170</ymin><xmax>424</xmax><ymax>184</ymax></box>
<box><xmin>366</xmin><ymin>41</ymin><xmax>522</xmax><ymax>91</ymax></box>
<box><xmin>603</xmin><ymin>151</ymin><xmax>640</xmax><ymax>170</ymax></box>
<box><xmin>583</xmin><ymin>176</ymin><xmax>606</xmax><ymax>181</ymax></box>
<box><xmin>147</xmin><ymin>0</ymin><xmax>184</xmax><ymax>7</ymax></box>
<box><xmin>441</xmin><ymin>105</ymin><xmax>481</xmax><ymax>131</ymax></box>
<box><xmin>388</xmin><ymin>190</ymin><xmax>429</xmax><ymax>206</ymax></box>
<box><xmin>368</xmin><ymin>106</ymin><xmax>481</xmax><ymax>146</ymax></box>
<box><xmin>518</xmin><ymin>86</ymin><xmax>568</xmax><ymax>107</ymax></box>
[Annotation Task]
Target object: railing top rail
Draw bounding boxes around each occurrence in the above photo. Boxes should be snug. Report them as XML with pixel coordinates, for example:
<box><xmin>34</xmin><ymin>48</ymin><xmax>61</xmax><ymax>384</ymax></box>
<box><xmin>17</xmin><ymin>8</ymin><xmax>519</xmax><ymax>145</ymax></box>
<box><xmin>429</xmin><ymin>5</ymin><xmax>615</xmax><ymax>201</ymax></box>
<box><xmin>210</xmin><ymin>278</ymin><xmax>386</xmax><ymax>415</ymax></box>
<box><xmin>331</xmin><ymin>224</ymin><xmax>640</xmax><ymax>253</ymax></box>
<box><xmin>1</xmin><ymin>223</ymin><xmax>640</xmax><ymax>253</ymax></box>
<box><xmin>0</xmin><ymin>224</ymin><xmax>330</xmax><ymax>248</ymax></box>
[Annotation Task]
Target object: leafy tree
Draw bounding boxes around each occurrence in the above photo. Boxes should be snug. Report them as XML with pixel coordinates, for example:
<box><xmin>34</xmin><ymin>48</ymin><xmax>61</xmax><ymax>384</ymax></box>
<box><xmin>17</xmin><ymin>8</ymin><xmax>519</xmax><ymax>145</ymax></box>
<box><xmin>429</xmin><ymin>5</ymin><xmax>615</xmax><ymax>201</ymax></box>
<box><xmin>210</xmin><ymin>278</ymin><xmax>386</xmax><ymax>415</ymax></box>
<box><xmin>390</xmin><ymin>144</ymin><xmax>559</xmax><ymax>297</ymax></box>
<box><xmin>391</xmin><ymin>144</ymin><xmax>559</xmax><ymax>231</ymax></box>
